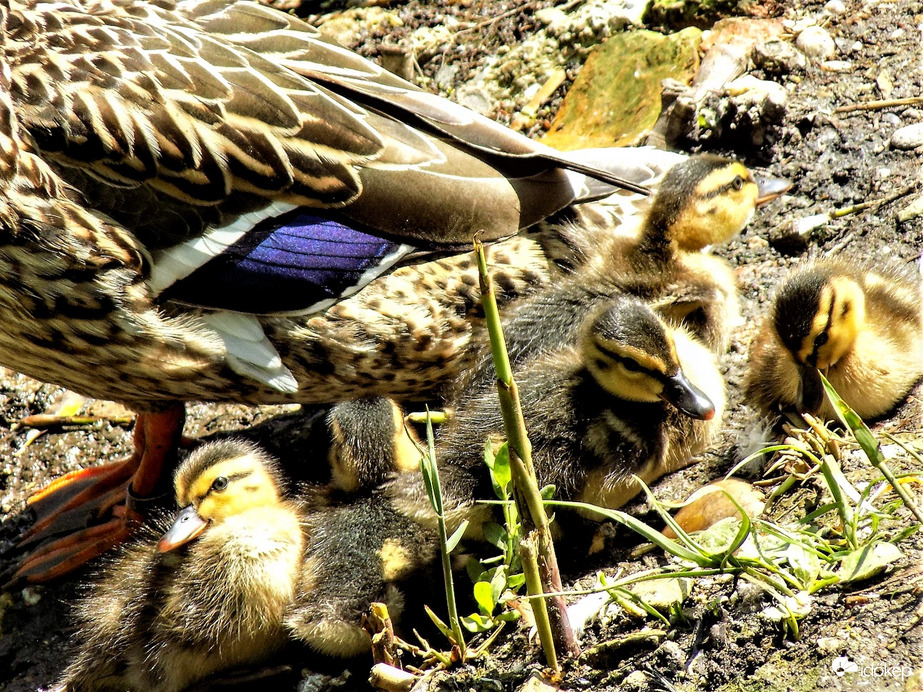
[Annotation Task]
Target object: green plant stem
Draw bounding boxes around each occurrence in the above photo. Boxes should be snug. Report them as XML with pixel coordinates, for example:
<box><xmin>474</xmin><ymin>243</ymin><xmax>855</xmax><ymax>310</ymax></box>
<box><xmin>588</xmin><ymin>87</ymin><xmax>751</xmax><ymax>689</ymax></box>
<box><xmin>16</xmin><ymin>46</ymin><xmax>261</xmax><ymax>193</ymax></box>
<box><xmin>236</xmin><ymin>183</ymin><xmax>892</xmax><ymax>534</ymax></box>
<box><xmin>475</xmin><ymin>239</ymin><xmax>576</xmax><ymax>659</ymax></box>
<box><xmin>422</xmin><ymin>413</ymin><xmax>467</xmax><ymax>660</ymax></box>
<box><xmin>520</xmin><ymin>534</ymin><xmax>558</xmax><ymax>670</ymax></box>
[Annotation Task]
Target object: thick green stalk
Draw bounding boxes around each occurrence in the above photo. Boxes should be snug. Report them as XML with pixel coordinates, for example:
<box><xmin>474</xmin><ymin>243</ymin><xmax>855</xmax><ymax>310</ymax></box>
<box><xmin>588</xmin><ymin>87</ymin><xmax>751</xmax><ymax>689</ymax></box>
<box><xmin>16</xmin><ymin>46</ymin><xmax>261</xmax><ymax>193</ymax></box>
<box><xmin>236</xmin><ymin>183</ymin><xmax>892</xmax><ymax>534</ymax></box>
<box><xmin>475</xmin><ymin>240</ymin><xmax>576</xmax><ymax>661</ymax></box>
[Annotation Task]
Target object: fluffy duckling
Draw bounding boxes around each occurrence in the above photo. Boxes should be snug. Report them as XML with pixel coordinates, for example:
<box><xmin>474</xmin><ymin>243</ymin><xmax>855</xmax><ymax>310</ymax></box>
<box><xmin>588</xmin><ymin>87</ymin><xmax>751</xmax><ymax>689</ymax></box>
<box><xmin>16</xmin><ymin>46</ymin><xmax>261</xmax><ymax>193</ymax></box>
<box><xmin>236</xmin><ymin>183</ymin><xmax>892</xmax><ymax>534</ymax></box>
<box><xmin>494</xmin><ymin>155</ymin><xmax>790</xmax><ymax>372</ymax></box>
<box><xmin>58</xmin><ymin>440</ymin><xmax>304</xmax><ymax>692</ymax></box>
<box><xmin>326</xmin><ymin>396</ymin><xmax>422</xmax><ymax>494</ymax></box>
<box><xmin>287</xmin><ymin>488</ymin><xmax>438</xmax><ymax>658</ymax></box>
<box><xmin>745</xmin><ymin>259</ymin><xmax>923</xmax><ymax>420</ymax></box>
<box><xmin>389</xmin><ymin>294</ymin><xmax>726</xmax><ymax>534</ymax></box>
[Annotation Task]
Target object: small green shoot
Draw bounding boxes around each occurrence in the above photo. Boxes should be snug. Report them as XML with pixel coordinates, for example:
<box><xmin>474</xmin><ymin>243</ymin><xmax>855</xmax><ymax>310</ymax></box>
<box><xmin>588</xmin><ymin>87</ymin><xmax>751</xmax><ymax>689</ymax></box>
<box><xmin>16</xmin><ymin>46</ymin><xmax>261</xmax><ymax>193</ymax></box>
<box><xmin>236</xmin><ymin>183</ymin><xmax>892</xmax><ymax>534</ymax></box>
<box><xmin>418</xmin><ymin>409</ymin><xmax>467</xmax><ymax>661</ymax></box>
<box><xmin>461</xmin><ymin>441</ymin><xmax>525</xmax><ymax>633</ymax></box>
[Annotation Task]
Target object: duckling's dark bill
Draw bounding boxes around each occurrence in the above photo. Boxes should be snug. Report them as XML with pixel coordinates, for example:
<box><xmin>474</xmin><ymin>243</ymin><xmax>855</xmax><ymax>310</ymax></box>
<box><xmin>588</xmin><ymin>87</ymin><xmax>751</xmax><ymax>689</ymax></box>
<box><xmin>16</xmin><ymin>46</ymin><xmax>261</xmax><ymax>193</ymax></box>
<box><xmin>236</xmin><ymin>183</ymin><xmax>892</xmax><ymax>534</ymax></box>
<box><xmin>157</xmin><ymin>505</ymin><xmax>208</xmax><ymax>552</ymax></box>
<box><xmin>754</xmin><ymin>175</ymin><xmax>792</xmax><ymax>206</ymax></box>
<box><xmin>660</xmin><ymin>372</ymin><xmax>716</xmax><ymax>420</ymax></box>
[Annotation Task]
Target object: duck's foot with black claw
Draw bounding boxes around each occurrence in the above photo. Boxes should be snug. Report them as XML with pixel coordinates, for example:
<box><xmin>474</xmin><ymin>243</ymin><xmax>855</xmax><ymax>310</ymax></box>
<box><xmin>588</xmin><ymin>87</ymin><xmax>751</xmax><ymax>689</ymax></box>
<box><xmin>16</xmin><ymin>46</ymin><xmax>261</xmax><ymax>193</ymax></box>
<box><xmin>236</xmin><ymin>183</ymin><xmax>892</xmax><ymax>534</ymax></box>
<box><xmin>3</xmin><ymin>406</ymin><xmax>186</xmax><ymax>587</ymax></box>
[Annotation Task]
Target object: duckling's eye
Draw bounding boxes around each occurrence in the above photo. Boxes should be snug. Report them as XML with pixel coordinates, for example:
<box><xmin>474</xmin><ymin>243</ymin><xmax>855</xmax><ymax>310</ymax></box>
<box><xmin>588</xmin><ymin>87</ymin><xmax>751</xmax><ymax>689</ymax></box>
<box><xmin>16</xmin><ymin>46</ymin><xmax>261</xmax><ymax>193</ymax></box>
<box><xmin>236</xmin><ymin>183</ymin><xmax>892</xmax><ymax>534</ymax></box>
<box><xmin>732</xmin><ymin>175</ymin><xmax>745</xmax><ymax>191</ymax></box>
<box><xmin>621</xmin><ymin>358</ymin><xmax>643</xmax><ymax>373</ymax></box>
<box><xmin>210</xmin><ymin>476</ymin><xmax>229</xmax><ymax>493</ymax></box>
<box><xmin>813</xmin><ymin>332</ymin><xmax>829</xmax><ymax>348</ymax></box>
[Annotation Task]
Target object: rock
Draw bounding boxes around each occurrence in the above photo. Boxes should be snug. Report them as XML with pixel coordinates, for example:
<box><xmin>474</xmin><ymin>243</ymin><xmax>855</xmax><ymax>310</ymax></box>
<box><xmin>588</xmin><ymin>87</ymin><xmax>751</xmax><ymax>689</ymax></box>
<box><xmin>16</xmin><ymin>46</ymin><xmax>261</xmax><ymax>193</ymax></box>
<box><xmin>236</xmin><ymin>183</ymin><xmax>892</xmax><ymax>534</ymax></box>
<box><xmin>816</xmin><ymin>637</ymin><xmax>846</xmax><ymax>655</ymax></box>
<box><xmin>796</xmin><ymin>25</ymin><xmax>836</xmax><ymax>60</ymax></box>
<box><xmin>657</xmin><ymin>640</ymin><xmax>686</xmax><ymax>669</ymax></box>
<box><xmin>890</xmin><ymin>122</ymin><xmax>923</xmax><ymax>149</ymax></box>
<box><xmin>753</xmin><ymin>39</ymin><xmax>807</xmax><ymax>74</ymax></box>
<box><xmin>897</xmin><ymin>194</ymin><xmax>923</xmax><ymax>222</ymax></box>
<box><xmin>541</xmin><ymin>27</ymin><xmax>701</xmax><ymax>149</ymax></box>
<box><xmin>771</xmin><ymin>213</ymin><xmax>829</xmax><ymax>253</ymax></box>
<box><xmin>629</xmin><ymin>577</ymin><xmax>692</xmax><ymax>611</ymax></box>
<box><xmin>824</xmin><ymin>0</ymin><xmax>848</xmax><ymax>14</ymax></box>
<box><xmin>517</xmin><ymin>671</ymin><xmax>561</xmax><ymax>692</ymax></box>
<box><xmin>621</xmin><ymin>671</ymin><xmax>648</xmax><ymax>690</ymax></box>
<box><xmin>663</xmin><ymin>479</ymin><xmax>765</xmax><ymax>538</ymax></box>
<box><xmin>647</xmin><ymin>19</ymin><xmax>787</xmax><ymax>147</ymax></box>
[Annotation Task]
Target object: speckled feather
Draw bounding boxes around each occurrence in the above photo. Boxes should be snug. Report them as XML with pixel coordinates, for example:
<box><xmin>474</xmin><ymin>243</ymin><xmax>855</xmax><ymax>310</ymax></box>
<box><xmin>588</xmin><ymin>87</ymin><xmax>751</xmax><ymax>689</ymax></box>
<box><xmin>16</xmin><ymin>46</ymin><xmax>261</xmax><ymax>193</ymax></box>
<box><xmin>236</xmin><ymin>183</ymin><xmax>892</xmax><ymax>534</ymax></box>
<box><xmin>0</xmin><ymin>0</ymin><xmax>660</xmax><ymax>410</ymax></box>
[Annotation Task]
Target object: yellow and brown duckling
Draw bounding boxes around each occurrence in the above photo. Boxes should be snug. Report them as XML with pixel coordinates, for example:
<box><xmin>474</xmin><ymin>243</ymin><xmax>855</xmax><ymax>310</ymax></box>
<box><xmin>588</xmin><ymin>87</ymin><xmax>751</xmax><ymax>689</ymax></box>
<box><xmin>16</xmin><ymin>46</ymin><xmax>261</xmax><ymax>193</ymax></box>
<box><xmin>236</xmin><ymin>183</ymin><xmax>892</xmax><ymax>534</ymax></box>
<box><xmin>388</xmin><ymin>294</ymin><xmax>726</xmax><ymax>536</ymax></box>
<box><xmin>487</xmin><ymin>155</ymin><xmax>790</xmax><ymax>374</ymax></box>
<box><xmin>607</xmin><ymin>153</ymin><xmax>790</xmax><ymax>352</ymax></box>
<box><xmin>326</xmin><ymin>396</ymin><xmax>422</xmax><ymax>494</ymax></box>
<box><xmin>57</xmin><ymin>440</ymin><xmax>305</xmax><ymax>691</ymax></box>
<box><xmin>744</xmin><ymin>258</ymin><xmax>923</xmax><ymax>421</ymax></box>
<box><xmin>58</xmin><ymin>438</ymin><xmax>437</xmax><ymax>690</ymax></box>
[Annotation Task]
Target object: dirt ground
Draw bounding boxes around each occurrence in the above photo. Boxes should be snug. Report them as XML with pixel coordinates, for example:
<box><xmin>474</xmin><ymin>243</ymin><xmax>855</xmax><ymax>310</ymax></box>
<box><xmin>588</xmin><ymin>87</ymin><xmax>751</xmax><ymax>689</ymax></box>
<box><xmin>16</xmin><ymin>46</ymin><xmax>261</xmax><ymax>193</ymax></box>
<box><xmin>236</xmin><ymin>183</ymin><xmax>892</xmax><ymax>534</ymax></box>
<box><xmin>1</xmin><ymin>0</ymin><xmax>923</xmax><ymax>690</ymax></box>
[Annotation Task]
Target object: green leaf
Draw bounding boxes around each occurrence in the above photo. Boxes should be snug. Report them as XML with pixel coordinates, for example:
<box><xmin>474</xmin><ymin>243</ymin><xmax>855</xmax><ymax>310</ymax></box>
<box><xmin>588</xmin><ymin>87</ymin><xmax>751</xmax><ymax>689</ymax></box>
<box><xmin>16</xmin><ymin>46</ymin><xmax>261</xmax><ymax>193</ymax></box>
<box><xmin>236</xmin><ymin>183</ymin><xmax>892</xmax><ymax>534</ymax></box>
<box><xmin>466</xmin><ymin>557</ymin><xmax>486</xmax><ymax>585</ymax></box>
<box><xmin>461</xmin><ymin>613</ymin><xmax>494</xmax><ymax>633</ymax></box>
<box><xmin>490</xmin><ymin>565</ymin><xmax>507</xmax><ymax>604</ymax></box>
<box><xmin>424</xmin><ymin>605</ymin><xmax>454</xmax><ymax>640</ymax></box>
<box><xmin>474</xmin><ymin>581</ymin><xmax>497</xmax><ymax>615</ymax></box>
<box><xmin>836</xmin><ymin>542</ymin><xmax>903</xmax><ymax>583</ymax></box>
<box><xmin>483</xmin><ymin>440</ymin><xmax>496</xmax><ymax>470</ymax></box>
<box><xmin>482</xmin><ymin>521</ymin><xmax>507</xmax><ymax>551</ymax></box>
<box><xmin>497</xmin><ymin>610</ymin><xmax>521</xmax><ymax>622</ymax></box>
<box><xmin>540</xmin><ymin>484</ymin><xmax>556</xmax><ymax>500</ymax></box>
<box><xmin>507</xmin><ymin>573</ymin><xmax>526</xmax><ymax>591</ymax></box>
<box><xmin>490</xmin><ymin>442</ymin><xmax>513</xmax><ymax>500</ymax></box>
<box><xmin>786</xmin><ymin>543</ymin><xmax>822</xmax><ymax>588</ymax></box>
<box><xmin>445</xmin><ymin>520</ymin><xmax>469</xmax><ymax>553</ymax></box>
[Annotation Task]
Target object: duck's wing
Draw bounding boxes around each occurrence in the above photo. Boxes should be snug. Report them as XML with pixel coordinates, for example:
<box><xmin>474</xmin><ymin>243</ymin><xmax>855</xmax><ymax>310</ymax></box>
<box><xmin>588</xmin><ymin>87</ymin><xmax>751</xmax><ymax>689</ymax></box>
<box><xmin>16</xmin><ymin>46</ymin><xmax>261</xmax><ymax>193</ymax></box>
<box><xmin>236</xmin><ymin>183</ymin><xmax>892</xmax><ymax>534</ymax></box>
<box><xmin>6</xmin><ymin>0</ymin><xmax>648</xmax><ymax>316</ymax></box>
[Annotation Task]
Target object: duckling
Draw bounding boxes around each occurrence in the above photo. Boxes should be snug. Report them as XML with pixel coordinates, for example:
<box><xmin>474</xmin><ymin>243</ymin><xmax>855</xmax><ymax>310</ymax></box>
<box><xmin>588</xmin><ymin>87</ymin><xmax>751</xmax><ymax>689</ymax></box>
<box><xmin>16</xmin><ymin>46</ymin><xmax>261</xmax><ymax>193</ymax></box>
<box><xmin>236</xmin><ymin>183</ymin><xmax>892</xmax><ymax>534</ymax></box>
<box><xmin>744</xmin><ymin>258</ymin><xmax>923</xmax><ymax>421</ymax></box>
<box><xmin>326</xmin><ymin>396</ymin><xmax>422</xmax><ymax>494</ymax></box>
<box><xmin>486</xmin><ymin>155</ymin><xmax>791</xmax><ymax>376</ymax></box>
<box><xmin>286</xmin><ymin>488</ymin><xmax>439</xmax><ymax>659</ymax></box>
<box><xmin>389</xmin><ymin>294</ymin><xmax>726</xmax><ymax>535</ymax></box>
<box><xmin>58</xmin><ymin>439</ymin><xmax>305</xmax><ymax>692</ymax></box>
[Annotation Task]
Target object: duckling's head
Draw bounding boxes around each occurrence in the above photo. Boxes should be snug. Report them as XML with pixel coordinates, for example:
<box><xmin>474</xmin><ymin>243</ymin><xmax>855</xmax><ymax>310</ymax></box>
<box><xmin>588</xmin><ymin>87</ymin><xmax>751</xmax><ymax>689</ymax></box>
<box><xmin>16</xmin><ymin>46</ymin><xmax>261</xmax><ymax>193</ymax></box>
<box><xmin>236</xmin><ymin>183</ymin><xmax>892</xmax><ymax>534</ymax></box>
<box><xmin>773</xmin><ymin>266</ymin><xmax>867</xmax><ymax>371</ymax></box>
<box><xmin>580</xmin><ymin>297</ymin><xmax>716</xmax><ymax>420</ymax></box>
<box><xmin>327</xmin><ymin>396</ymin><xmax>421</xmax><ymax>492</ymax></box>
<box><xmin>158</xmin><ymin>439</ymin><xmax>286</xmax><ymax>552</ymax></box>
<box><xmin>647</xmin><ymin>154</ymin><xmax>790</xmax><ymax>251</ymax></box>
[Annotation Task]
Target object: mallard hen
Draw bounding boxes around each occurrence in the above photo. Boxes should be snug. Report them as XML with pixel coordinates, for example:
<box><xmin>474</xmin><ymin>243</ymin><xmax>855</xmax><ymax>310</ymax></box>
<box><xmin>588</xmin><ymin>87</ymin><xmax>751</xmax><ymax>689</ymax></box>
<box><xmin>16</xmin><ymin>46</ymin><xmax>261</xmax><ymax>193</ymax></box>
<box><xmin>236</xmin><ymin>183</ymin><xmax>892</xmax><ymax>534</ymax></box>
<box><xmin>1</xmin><ymin>0</ymin><xmax>660</xmax><ymax>582</ymax></box>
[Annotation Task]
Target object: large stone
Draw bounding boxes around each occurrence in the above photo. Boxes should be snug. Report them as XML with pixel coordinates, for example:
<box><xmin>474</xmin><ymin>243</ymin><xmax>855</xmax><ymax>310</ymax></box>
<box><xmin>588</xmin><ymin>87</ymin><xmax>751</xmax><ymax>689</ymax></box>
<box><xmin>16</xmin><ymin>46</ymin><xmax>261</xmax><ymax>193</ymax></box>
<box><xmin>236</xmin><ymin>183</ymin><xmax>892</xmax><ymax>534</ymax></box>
<box><xmin>541</xmin><ymin>28</ymin><xmax>701</xmax><ymax>150</ymax></box>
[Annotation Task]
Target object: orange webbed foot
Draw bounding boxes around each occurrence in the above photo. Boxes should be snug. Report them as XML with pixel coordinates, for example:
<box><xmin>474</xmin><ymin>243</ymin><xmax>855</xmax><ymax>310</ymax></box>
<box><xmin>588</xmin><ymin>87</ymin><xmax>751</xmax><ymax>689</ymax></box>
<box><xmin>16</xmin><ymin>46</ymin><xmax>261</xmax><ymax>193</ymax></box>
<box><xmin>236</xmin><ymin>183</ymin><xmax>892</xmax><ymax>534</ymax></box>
<box><xmin>4</xmin><ymin>406</ymin><xmax>186</xmax><ymax>586</ymax></box>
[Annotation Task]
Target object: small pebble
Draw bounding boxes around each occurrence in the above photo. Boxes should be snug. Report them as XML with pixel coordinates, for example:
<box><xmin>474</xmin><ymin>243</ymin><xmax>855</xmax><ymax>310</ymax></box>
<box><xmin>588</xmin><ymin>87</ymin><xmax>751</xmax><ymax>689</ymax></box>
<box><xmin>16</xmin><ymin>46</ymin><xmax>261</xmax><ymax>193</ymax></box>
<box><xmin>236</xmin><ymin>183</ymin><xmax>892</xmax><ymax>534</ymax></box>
<box><xmin>824</xmin><ymin>0</ymin><xmax>847</xmax><ymax>13</ymax></box>
<box><xmin>663</xmin><ymin>479</ymin><xmax>765</xmax><ymax>539</ymax></box>
<box><xmin>890</xmin><ymin>122</ymin><xmax>923</xmax><ymax>149</ymax></box>
<box><xmin>881</xmin><ymin>112</ymin><xmax>901</xmax><ymax>126</ymax></box>
<box><xmin>621</xmin><ymin>671</ymin><xmax>648</xmax><ymax>691</ymax></box>
<box><xmin>796</xmin><ymin>25</ymin><xmax>836</xmax><ymax>60</ymax></box>
<box><xmin>817</xmin><ymin>637</ymin><xmax>846</xmax><ymax>655</ymax></box>
<box><xmin>753</xmin><ymin>40</ymin><xmax>807</xmax><ymax>74</ymax></box>
<box><xmin>897</xmin><ymin>195</ymin><xmax>923</xmax><ymax>223</ymax></box>
<box><xmin>821</xmin><ymin>60</ymin><xmax>852</xmax><ymax>72</ymax></box>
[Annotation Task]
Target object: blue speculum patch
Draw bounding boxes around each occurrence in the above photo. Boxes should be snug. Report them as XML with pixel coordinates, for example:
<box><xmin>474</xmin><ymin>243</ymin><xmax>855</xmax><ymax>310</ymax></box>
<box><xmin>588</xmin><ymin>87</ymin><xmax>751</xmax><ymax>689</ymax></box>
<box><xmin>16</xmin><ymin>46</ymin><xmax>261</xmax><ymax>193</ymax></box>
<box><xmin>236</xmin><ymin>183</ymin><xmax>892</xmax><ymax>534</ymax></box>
<box><xmin>164</xmin><ymin>210</ymin><xmax>405</xmax><ymax>314</ymax></box>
